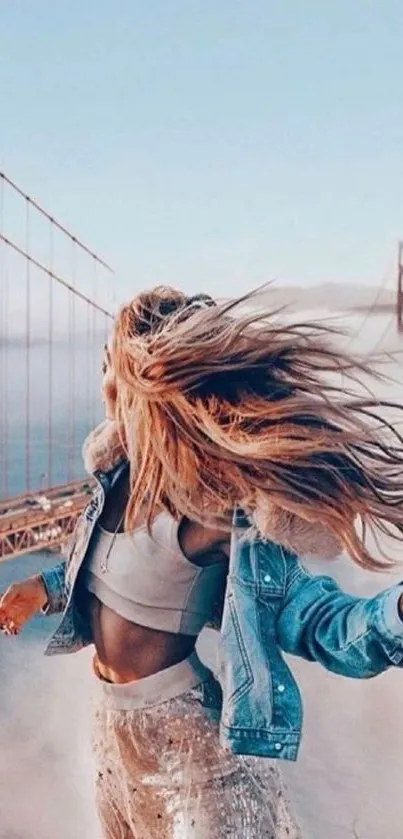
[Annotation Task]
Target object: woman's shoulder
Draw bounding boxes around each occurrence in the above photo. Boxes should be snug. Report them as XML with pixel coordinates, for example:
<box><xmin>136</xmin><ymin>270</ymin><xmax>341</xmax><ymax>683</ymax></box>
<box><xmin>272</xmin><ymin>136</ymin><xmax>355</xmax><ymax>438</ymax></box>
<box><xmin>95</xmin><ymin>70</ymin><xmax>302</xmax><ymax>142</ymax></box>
<box><xmin>177</xmin><ymin>518</ymin><xmax>229</xmax><ymax>567</ymax></box>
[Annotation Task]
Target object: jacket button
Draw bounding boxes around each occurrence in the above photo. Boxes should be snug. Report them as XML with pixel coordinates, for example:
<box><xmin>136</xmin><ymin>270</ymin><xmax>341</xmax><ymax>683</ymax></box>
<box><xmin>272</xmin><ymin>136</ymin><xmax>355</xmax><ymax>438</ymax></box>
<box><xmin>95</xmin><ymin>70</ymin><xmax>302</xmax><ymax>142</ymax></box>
<box><xmin>274</xmin><ymin>743</ymin><xmax>282</xmax><ymax>751</ymax></box>
<box><xmin>264</xmin><ymin>574</ymin><xmax>271</xmax><ymax>583</ymax></box>
<box><xmin>277</xmin><ymin>684</ymin><xmax>285</xmax><ymax>693</ymax></box>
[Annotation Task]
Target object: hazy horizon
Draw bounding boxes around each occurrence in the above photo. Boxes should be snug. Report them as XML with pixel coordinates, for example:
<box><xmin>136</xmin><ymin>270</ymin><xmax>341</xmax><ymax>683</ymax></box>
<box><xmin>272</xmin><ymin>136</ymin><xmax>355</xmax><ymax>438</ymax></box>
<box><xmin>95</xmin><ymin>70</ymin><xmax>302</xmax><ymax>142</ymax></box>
<box><xmin>1</xmin><ymin>278</ymin><xmax>397</xmax><ymax>340</ymax></box>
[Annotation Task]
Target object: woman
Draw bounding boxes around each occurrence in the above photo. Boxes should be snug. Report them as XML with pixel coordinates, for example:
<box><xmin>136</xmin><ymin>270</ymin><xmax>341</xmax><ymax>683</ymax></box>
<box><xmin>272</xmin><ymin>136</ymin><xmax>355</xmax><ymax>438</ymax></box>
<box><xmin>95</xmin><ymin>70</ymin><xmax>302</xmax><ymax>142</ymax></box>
<box><xmin>2</xmin><ymin>286</ymin><xmax>403</xmax><ymax>839</ymax></box>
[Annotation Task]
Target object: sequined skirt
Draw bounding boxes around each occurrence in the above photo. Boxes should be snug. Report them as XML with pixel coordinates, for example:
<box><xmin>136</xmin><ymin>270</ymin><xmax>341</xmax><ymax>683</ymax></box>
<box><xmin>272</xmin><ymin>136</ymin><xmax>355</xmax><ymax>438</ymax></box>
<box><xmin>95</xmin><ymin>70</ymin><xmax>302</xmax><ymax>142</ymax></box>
<box><xmin>92</xmin><ymin>653</ymin><xmax>301</xmax><ymax>839</ymax></box>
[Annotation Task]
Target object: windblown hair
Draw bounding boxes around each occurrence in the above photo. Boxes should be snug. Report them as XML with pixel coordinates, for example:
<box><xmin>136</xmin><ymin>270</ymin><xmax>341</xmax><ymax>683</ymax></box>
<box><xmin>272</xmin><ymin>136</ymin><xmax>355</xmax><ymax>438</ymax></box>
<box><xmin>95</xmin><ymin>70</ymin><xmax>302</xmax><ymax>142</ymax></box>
<box><xmin>111</xmin><ymin>285</ymin><xmax>403</xmax><ymax>569</ymax></box>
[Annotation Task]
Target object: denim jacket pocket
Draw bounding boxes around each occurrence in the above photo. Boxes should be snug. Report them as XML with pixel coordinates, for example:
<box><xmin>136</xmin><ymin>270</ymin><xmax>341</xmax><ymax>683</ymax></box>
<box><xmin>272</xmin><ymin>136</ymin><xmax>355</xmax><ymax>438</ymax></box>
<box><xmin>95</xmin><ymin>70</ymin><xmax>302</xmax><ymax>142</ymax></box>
<box><xmin>251</xmin><ymin>541</ymin><xmax>287</xmax><ymax>598</ymax></box>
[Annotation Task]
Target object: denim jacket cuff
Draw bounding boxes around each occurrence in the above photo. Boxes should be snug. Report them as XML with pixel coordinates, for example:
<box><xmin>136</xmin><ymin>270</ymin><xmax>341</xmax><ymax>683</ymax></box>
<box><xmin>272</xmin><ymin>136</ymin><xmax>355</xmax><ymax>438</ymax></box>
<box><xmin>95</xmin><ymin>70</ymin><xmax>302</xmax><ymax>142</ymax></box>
<box><xmin>40</xmin><ymin>563</ymin><xmax>66</xmax><ymax>616</ymax></box>
<box><xmin>380</xmin><ymin>586</ymin><xmax>403</xmax><ymax>639</ymax></box>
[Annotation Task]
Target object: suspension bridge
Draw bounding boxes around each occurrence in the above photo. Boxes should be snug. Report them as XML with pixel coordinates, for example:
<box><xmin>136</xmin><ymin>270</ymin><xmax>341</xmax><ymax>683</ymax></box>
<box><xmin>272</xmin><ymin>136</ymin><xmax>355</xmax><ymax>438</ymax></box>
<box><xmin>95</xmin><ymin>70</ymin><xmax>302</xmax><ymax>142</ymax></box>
<box><xmin>0</xmin><ymin>172</ymin><xmax>114</xmax><ymax>559</ymax></box>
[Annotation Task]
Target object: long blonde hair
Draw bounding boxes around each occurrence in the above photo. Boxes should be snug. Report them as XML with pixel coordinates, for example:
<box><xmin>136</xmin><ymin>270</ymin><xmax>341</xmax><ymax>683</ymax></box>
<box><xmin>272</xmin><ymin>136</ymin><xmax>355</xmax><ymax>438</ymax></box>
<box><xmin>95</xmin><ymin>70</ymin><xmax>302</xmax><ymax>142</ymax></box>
<box><xmin>111</xmin><ymin>285</ymin><xmax>403</xmax><ymax>569</ymax></box>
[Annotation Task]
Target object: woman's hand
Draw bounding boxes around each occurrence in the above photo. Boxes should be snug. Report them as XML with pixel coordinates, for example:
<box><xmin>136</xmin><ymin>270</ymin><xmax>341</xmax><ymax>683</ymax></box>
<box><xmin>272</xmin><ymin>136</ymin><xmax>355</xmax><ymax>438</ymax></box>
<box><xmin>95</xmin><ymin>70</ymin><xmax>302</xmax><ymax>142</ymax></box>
<box><xmin>0</xmin><ymin>576</ymin><xmax>48</xmax><ymax>636</ymax></box>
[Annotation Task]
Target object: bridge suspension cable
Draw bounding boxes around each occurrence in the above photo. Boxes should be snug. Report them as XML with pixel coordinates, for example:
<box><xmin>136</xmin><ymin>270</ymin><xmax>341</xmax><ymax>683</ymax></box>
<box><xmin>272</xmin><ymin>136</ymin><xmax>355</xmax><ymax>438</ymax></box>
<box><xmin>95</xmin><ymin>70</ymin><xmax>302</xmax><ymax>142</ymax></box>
<box><xmin>0</xmin><ymin>171</ymin><xmax>114</xmax><ymax>274</ymax></box>
<box><xmin>0</xmin><ymin>233</ymin><xmax>113</xmax><ymax>319</ymax></box>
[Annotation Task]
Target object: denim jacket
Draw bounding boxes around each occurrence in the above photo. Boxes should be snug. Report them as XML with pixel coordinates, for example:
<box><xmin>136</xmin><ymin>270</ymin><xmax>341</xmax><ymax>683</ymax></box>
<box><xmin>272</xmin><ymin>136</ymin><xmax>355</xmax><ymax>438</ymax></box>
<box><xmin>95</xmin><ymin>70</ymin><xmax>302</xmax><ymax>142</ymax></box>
<box><xmin>41</xmin><ymin>462</ymin><xmax>403</xmax><ymax>761</ymax></box>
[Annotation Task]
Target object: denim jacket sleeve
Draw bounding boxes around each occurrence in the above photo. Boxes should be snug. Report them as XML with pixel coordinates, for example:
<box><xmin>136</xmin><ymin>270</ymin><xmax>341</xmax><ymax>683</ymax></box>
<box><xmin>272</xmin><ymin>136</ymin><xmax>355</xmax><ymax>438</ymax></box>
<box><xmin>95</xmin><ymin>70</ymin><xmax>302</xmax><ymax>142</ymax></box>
<box><xmin>40</xmin><ymin>561</ymin><xmax>67</xmax><ymax>616</ymax></box>
<box><xmin>276</xmin><ymin>563</ymin><xmax>403</xmax><ymax>677</ymax></box>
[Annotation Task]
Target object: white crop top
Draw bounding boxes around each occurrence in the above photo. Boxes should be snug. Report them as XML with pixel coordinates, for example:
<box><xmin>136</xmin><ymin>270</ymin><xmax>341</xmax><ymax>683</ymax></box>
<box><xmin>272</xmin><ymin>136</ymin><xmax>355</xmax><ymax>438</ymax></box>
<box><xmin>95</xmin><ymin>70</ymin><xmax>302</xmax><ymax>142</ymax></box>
<box><xmin>83</xmin><ymin>512</ymin><xmax>227</xmax><ymax>636</ymax></box>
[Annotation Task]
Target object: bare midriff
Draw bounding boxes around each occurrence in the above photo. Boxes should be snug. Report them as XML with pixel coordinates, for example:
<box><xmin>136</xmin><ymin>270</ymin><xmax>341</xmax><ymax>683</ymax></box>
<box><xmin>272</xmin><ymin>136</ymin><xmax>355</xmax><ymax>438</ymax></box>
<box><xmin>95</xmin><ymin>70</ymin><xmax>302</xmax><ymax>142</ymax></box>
<box><xmin>85</xmin><ymin>593</ymin><xmax>197</xmax><ymax>684</ymax></box>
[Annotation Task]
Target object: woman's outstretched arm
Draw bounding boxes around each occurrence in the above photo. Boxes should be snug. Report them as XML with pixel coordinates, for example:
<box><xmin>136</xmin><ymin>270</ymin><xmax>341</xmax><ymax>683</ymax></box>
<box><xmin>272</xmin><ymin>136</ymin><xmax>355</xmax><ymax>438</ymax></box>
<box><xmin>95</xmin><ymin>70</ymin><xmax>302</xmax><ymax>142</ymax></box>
<box><xmin>276</xmin><ymin>559</ymin><xmax>403</xmax><ymax>678</ymax></box>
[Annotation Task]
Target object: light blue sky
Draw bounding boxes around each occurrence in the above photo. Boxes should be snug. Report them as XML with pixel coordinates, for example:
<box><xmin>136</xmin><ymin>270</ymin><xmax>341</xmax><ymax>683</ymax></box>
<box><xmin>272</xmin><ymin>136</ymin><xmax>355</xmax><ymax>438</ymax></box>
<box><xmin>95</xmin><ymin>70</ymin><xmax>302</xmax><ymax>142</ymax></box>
<box><xmin>1</xmin><ymin>1</ymin><xmax>403</xmax><ymax>302</ymax></box>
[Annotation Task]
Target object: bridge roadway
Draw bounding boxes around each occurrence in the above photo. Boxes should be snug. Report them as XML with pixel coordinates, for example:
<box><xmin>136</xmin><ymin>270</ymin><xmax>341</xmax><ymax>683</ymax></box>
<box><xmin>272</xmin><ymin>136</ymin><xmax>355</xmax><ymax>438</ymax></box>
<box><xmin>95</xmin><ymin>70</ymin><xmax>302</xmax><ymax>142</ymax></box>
<box><xmin>0</xmin><ymin>479</ymin><xmax>95</xmax><ymax>561</ymax></box>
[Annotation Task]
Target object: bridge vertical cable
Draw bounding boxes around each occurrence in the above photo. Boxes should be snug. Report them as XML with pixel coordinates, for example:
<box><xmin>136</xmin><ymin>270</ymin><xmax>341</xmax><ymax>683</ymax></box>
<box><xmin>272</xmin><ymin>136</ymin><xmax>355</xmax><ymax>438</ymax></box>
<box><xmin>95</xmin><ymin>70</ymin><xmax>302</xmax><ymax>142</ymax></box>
<box><xmin>48</xmin><ymin>219</ymin><xmax>54</xmax><ymax>489</ymax></box>
<box><xmin>3</xmin><ymin>252</ymin><xmax>9</xmax><ymax>499</ymax></box>
<box><xmin>86</xmin><ymin>292</ymin><xmax>92</xmax><ymax>433</ymax></box>
<box><xmin>91</xmin><ymin>257</ymin><xmax>98</xmax><ymax>430</ymax></box>
<box><xmin>0</xmin><ymin>176</ymin><xmax>8</xmax><ymax>497</ymax></box>
<box><xmin>67</xmin><ymin>240</ymin><xmax>76</xmax><ymax>482</ymax></box>
<box><xmin>25</xmin><ymin>197</ymin><xmax>31</xmax><ymax>493</ymax></box>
